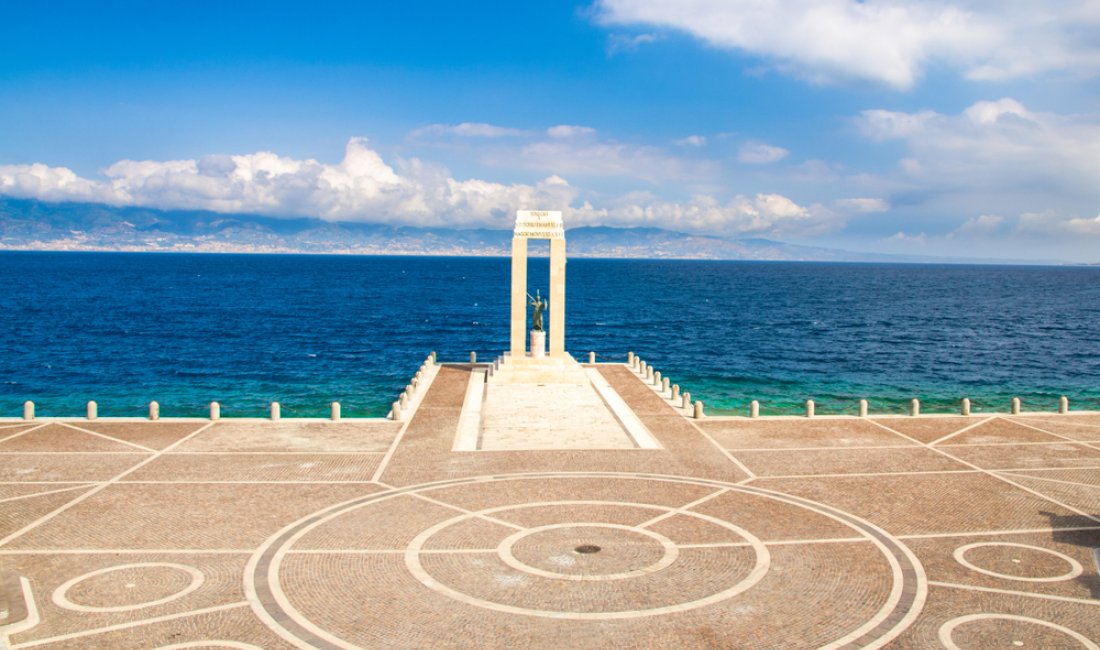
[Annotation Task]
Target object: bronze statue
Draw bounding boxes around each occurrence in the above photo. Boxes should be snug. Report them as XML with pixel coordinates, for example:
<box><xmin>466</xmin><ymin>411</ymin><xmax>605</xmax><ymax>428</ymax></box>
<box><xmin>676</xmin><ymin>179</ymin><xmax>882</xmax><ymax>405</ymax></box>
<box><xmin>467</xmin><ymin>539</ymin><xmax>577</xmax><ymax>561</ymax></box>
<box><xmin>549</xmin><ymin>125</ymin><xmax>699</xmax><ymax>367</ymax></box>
<box><xmin>527</xmin><ymin>290</ymin><xmax>548</xmax><ymax>332</ymax></box>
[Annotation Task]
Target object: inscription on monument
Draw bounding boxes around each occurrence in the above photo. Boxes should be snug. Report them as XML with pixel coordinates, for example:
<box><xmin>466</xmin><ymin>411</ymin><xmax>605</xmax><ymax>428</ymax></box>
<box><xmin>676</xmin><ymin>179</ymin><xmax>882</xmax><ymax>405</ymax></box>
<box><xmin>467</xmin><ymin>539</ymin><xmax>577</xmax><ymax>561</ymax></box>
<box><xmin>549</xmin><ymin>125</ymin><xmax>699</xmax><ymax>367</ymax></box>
<box><xmin>514</xmin><ymin>210</ymin><xmax>564</xmax><ymax>239</ymax></box>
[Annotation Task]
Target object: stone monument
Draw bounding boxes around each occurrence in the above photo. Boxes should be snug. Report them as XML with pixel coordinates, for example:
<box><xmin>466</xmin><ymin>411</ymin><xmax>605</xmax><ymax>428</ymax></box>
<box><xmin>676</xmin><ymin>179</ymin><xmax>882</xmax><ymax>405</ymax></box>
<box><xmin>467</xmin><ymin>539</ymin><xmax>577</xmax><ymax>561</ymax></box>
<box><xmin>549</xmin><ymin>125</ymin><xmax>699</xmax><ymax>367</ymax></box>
<box><xmin>490</xmin><ymin>210</ymin><xmax>586</xmax><ymax>384</ymax></box>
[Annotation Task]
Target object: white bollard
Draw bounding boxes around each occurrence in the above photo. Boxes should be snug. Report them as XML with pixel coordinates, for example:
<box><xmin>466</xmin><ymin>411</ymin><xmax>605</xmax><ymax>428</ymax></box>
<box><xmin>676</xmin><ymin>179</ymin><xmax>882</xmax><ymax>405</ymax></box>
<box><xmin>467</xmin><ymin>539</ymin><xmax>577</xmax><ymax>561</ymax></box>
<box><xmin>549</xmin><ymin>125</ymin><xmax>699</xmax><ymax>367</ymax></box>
<box><xmin>87</xmin><ymin>400</ymin><xmax>97</xmax><ymax>420</ymax></box>
<box><xmin>429</xmin><ymin>351</ymin><xmax>437</xmax><ymax>363</ymax></box>
<box><xmin>859</xmin><ymin>399</ymin><xmax>868</xmax><ymax>418</ymax></box>
<box><xmin>662</xmin><ymin>377</ymin><xmax>670</xmax><ymax>394</ymax></box>
<box><xmin>632</xmin><ymin>356</ymin><xmax>640</xmax><ymax>370</ymax></box>
<box><xmin>469</xmin><ymin>351</ymin><xmax>477</xmax><ymax>364</ymax></box>
<box><xmin>910</xmin><ymin>398</ymin><xmax>920</xmax><ymax>417</ymax></box>
<box><xmin>210</xmin><ymin>401</ymin><xmax>221</xmax><ymax>420</ymax></box>
<box><xmin>806</xmin><ymin>400</ymin><xmax>815</xmax><ymax>418</ymax></box>
<box><xmin>639</xmin><ymin>360</ymin><xmax>647</xmax><ymax>375</ymax></box>
<box><xmin>411</xmin><ymin>377</ymin><xmax>419</xmax><ymax>390</ymax></box>
<box><xmin>391</xmin><ymin>401</ymin><xmax>402</xmax><ymax>421</ymax></box>
<box><xmin>588</xmin><ymin>351</ymin><xmax>595</xmax><ymax>364</ymax></box>
<box><xmin>270</xmin><ymin>402</ymin><xmax>280</xmax><ymax>421</ymax></box>
<box><xmin>23</xmin><ymin>400</ymin><xmax>34</xmax><ymax>421</ymax></box>
<box><xmin>671</xmin><ymin>384</ymin><xmax>680</xmax><ymax>401</ymax></box>
<box><xmin>627</xmin><ymin>351</ymin><xmax>634</xmax><ymax>365</ymax></box>
<box><xmin>682</xmin><ymin>392</ymin><xmax>692</xmax><ymax>410</ymax></box>
<box><xmin>750</xmin><ymin>400</ymin><xmax>760</xmax><ymax>418</ymax></box>
<box><xmin>331</xmin><ymin>401</ymin><xmax>341</xmax><ymax>421</ymax></box>
<box><xmin>149</xmin><ymin>401</ymin><xmax>160</xmax><ymax>421</ymax></box>
<box><xmin>1059</xmin><ymin>395</ymin><xmax>1069</xmax><ymax>414</ymax></box>
<box><xmin>405</xmin><ymin>385</ymin><xmax>414</xmax><ymax>399</ymax></box>
<box><xmin>399</xmin><ymin>393</ymin><xmax>409</xmax><ymax>409</ymax></box>
<box><xmin>693</xmin><ymin>401</ymin><xmax>705</xmax><ymax>419</ymax></box>
<box><xmin>653</xmin><ymin>370</ymin><xmax>661</xmax><ymax>386</ymax></box>
<box><xmin>961</xmin><ymin>397</ymin><xmax>971</xmax><ymax>416</ymax></box>
<box><xmin>646</xmin><ymin>366</ymin><xmax>654</xmax><ymax>382</ymax></box>
<box><xmin>1011</xmin><ymin>397</ymin><xmax>1021</xmax><ymax>415</ymax></box>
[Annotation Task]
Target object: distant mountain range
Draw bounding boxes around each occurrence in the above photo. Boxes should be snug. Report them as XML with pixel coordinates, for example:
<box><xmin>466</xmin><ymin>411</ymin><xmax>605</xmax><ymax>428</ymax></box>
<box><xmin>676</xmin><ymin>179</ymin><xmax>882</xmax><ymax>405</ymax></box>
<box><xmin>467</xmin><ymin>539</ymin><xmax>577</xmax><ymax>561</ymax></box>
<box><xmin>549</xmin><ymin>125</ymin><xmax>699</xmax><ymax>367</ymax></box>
<box><xmin>0</xmin><ymin>197</ymin><xmax>1038</xmax><ymax>263</ymax></box>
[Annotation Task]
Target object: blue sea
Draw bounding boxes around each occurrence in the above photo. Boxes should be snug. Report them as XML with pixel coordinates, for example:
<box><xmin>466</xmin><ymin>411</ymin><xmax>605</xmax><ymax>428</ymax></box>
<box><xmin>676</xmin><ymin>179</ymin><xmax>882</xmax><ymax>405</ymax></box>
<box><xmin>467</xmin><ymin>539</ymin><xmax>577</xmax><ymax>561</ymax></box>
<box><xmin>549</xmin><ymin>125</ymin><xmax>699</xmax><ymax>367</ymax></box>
<box><xmin>2</xmin><ymin>251</ymin><xmax>1099</xmax><ymax>418</ymax></box>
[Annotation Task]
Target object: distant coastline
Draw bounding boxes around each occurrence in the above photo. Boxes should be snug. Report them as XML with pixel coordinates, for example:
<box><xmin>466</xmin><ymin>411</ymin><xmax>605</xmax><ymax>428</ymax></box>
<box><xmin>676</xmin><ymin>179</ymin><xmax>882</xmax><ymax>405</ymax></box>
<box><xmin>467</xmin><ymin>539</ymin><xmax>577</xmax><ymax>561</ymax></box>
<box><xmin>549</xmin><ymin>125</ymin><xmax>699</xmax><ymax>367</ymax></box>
<box><xmin>0</xmin><ymin>197</ymin><xmax>1066</xmax><ymax>265</ymax></box>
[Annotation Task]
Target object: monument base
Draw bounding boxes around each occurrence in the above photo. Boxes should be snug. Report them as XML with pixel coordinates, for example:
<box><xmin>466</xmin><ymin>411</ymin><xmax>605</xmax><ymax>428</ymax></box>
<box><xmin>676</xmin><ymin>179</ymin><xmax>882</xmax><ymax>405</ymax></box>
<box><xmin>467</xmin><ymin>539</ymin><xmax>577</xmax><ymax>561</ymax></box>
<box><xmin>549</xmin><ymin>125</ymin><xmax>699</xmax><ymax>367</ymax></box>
<box><xmin>487</xmin><ymin>351</ymin><xmax>588</xmax><ymax>385</ymax></box>
<box><xmin>529</xmin><ymin>330</ymin><xmax>546</xmax><ymax>358</ymax></box>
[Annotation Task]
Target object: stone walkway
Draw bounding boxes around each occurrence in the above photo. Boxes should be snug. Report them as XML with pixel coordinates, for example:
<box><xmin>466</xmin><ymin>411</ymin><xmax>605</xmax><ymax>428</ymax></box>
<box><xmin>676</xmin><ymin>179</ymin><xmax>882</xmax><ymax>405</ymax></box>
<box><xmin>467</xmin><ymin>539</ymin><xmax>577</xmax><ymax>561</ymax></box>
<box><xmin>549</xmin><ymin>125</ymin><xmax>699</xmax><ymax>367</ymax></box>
<box><xmin>1</xmin><ymin>363</ymin><xmax>1098</xmax><ymax>648</ymax></box>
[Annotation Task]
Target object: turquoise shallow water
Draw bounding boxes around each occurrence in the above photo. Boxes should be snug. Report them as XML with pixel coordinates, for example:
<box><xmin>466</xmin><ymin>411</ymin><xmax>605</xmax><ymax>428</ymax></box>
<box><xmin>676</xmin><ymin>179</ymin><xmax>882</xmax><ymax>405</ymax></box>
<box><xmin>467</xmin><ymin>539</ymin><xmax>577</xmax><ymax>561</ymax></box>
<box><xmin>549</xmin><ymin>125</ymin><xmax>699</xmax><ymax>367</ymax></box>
<box><xmin>1</xmin><ymin>252</ymin><xmax>1098</xmax><ymax>417</ymax></box>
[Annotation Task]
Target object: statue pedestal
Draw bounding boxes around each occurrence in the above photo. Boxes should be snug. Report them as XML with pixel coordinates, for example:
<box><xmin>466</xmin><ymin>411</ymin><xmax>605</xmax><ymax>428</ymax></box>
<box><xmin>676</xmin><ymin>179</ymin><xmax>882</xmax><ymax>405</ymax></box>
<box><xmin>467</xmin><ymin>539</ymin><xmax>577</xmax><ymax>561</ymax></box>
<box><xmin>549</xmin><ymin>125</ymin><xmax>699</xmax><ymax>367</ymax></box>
<box><xmin>529</xmin><ymin>330</ymin><xmax>546</xmax><ymax>358</ymax></box>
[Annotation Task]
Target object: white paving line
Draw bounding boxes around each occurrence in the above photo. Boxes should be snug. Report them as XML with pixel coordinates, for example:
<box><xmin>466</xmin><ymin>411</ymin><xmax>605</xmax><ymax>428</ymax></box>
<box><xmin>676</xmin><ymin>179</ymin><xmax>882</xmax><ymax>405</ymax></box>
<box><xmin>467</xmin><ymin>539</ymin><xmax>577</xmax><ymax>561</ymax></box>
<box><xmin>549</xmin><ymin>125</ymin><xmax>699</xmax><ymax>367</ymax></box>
<box><xmin>0</xmin><ymin>484</ymin><xmax>93</xmax><ymax>504</ymax></box>
<box><xmin>285</xmin><ymin>548</ymin><xmax>499</xmax><ymax>555</ymax></box>
<box><xmin>452</xmin><ymin>368</ymin><xmax>487</xmax><ymax>451</ymax></box>
<box><xmin>369</xmin><ymin>362</ymin><xmax>440</xmax><ymax>482</ymax></box>
<box><xmin>928</xmin><ymin>580</ymin><xmax>1100</xmax><ymax>607</ymax></box>
<box><xmin>116</xmin><ymin>480</ymin><xmax>383</xmax><ymax>484</ymax></box>
<box><xmin>928</xmin><ymin>416</ymin><xmax>995</xmax><ymax>445</ymax></box>
<box><xmin>1005</xmin><ymin>417</ymin><xmax>1100</xmax><ymax>453</ymax></box>
<box><xmin>637</xmin><ymin>488</ymin><xmax>730</xmax><ymax>529</ymax></box>
<box><xmin>684</xmin><ymin>418</ymin><xmax>758</xmax><ymax>479</ymax></box>
<box><xmin>720</xmin><ymin>443</ymin><xmax>921</xmax><ymax>452</ymax></box>
<box><xmin>405</xmin><ymin>491</ymin><xmax>527</xmax><ymax>532</ymax></box>
<box><xmin>163</xmin><ymin>450</ymin><xmax>388</xmax><ymax>455</ymax></box>
<box><xmin>898</xmin><ymin>525</ymin><xmax>1100</xmax><ymax>539</ymax></box>
<box><xmin>677</xmin><ymin>537</ymin><xmax>870</xmax><ymax>549</ymax></box>
<box><xmin>0</xmin><ymin>421</ymin><xmax>214</xmax><ymax>548</ymax></box>
<box><xmin>0</xmin><ymin>548</ymin><xmax>253</xmax><ymax>554</ymax></box>
<box><xmin>994</xmin><ymin>471</ymin><xmax>1100</xmax><ymax>490</ymax></box>
<box><xmin>10</xmin><ymin>601</ymin><xmax>250</xmax><ymax>648</ymax></box>
<box><xmin>587</xmin><ymin>367</ymin><xmax>661</xmax><ymax>450</ymax></box>
<box><xmin>57</xmin><ymin>421</ymin><xmax>157</xmax><ymax>453</ymax></box>
<box><xmin>0</xmin><ymin>423</ymin><xmax>48</xmax><ymax>445</ymax></box>
<box><xmin>869</xmin><ymin>419</ymin><xmax>1100</xmax><ymax>525</ymax></box>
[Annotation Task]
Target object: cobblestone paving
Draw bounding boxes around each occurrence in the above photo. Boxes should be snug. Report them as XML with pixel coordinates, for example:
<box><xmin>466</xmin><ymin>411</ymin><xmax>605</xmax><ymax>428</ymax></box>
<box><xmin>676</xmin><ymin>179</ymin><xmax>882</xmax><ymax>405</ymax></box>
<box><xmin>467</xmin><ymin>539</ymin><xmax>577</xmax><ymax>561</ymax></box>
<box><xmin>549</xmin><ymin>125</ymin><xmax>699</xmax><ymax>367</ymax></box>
<box><xmin>1</xmin><ymin>364</ymin><xmax>1097</xmax><ymax>648</ymax></box>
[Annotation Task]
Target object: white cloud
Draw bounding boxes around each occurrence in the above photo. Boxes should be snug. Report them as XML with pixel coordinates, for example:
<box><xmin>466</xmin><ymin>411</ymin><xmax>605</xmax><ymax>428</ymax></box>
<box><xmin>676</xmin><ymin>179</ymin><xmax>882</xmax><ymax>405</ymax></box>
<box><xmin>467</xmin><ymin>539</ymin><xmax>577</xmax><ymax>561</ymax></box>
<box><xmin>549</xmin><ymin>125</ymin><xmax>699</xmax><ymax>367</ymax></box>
<box><xmin>0</xmin><ymin>138</ymin><xmax>576</xmax><ymax>227</ymax></box>
<box><xmin>737</xmin><ymin>141</ymin><xmax>789</xmax><ymax>164</ymax></box>
<box><xmin>595</xmin><ymin>0</ymin><xmax>1100</xmax><ymax>88</ymax></box>
<box><xmin>546</xmin><ymin>125</ymin><xmax>597</xmax><ymax>139</ymax></box>
<box><xmin>856</xmin><ymin>98</ymin><xmax>1100</xmax><ymax>208</ymax></box>
<box><xmin>571</xmin><ymin>192</ymin><xmax>838</xmax><ymax>236</ymax></box>
<box><xmin>950</xmin><ymin>214</ymin><xmax>1005</xmax><ymax>237</ymax></box>
<box><xmin>674</xmin><ymin>135</ymin><xmax>707</xmax><ymax>147</ymax></box>
<box><xmin>410</xmin><ymin>122</ymin><xmax>529</xmax><ymax>139</ymax></box>
<box><xmin>835</xmin><ymin>198</ymin><xmax>889</xmax><ymax>213</ymax></box>
<box><xmin>0</xmin><ymin>138</ymin><xmax>842</xmax><ymax>238</ymax></box>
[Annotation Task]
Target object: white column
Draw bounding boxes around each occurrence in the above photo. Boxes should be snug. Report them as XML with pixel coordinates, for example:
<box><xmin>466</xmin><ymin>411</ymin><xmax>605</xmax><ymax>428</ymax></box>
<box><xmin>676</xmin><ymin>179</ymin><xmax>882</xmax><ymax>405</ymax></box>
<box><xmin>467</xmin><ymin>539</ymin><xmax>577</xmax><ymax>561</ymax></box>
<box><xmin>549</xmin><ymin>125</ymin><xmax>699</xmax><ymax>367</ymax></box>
<box><xmin>510</xmin><ymin>236</ymin><xmax>528</xmax><ymax>357</ymax></box>
<box><xmin>549</xmin><ymin>237</ymin><xmax>566</xmax><ymax>358</ymax></box>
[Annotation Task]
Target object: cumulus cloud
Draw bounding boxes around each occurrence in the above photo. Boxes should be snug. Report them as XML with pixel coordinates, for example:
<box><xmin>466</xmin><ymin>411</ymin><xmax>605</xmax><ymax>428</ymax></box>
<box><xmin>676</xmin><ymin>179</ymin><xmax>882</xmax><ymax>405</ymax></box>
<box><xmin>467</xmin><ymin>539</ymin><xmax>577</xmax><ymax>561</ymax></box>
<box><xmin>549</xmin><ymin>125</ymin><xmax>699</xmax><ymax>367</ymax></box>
<box><xmin>0</xmin><ymin>138</ymin><xmax>576</xmax><ymax>227</ymax></box>
<box><xmin>0</xmin><ymin>137</ymin><xmax>842</xmax><ymax>237</ymax></box>
<box><xmin>594</xmin><ymin>0</ymin><xmax>1100</xmax><ymax>88</ymax></box>
<box><xmin>571</xmin><ymin>192</ymin><xmax>838</xmax><ymax>236</ymax></box>
<box><xmin>737</xmin><ymin>141</ymin><xmax>789</xmax><ymax>164</ymax></box>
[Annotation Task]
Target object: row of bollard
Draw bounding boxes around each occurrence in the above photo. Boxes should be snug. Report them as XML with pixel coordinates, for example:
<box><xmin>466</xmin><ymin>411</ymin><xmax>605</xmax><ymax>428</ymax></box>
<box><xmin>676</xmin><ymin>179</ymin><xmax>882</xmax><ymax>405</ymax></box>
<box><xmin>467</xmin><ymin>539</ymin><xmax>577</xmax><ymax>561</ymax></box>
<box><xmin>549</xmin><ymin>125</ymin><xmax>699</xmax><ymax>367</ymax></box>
<box><xmin>627</xmin><ymin>351</ymin><xmax>704</xmax><ymax>419</ymax></box>
<box><xmin>782</xmin><ymin>395</ymin><xmax>1071</xmax><ymax>418</ymax></box>
<box><xmin>391</xmin><ymin>351</ymin><xmax>436</xmax><ymax>422</ymax></box>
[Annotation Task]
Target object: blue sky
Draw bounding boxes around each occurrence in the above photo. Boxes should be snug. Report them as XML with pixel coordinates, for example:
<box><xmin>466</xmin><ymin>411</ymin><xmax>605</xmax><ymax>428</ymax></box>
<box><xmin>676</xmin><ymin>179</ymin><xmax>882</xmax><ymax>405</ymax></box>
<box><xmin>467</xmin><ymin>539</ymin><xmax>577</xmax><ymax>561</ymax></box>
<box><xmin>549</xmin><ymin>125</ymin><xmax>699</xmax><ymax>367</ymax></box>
<box><xmin>2</xmin><ymin>1</ymin><xmax>1099</xmax><ymax>261</ymax></box>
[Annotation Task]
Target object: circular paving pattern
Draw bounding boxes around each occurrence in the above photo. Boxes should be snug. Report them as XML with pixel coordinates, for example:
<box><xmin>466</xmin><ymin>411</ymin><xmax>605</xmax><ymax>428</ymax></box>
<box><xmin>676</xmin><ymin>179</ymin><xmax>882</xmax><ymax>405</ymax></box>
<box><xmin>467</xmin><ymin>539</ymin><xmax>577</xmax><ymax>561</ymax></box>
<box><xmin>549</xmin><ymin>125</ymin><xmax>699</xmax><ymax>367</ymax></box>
<box><xmin>246</xmin><ymin>473</ymin><xmax>926</xmax><ymax>649</ymax></box>
<box><xmin>939</xmin><ymin>613</ymin><xmax>1100</xmax><ymax>649</ymax></box>
<box><xmin>953</xmin><ymin>542</ymin><xmax>1084</xmax><ymax>583</ymax></box>
<box><xmin>53</xmin><ymin>562</ymin><xmax>204</xmax><ymax>613</ymax></box>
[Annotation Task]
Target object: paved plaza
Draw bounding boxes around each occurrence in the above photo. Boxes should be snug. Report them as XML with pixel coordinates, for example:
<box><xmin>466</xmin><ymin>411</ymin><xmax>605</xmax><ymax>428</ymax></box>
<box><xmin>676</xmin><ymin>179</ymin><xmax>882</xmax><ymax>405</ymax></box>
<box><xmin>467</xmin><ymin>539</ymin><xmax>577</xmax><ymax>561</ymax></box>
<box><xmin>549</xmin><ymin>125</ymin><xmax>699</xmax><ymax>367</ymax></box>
<box><xmin>1</xmin><ymin>362</ymin><xmax>1098</xmax><ymax>648</ymax></box>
